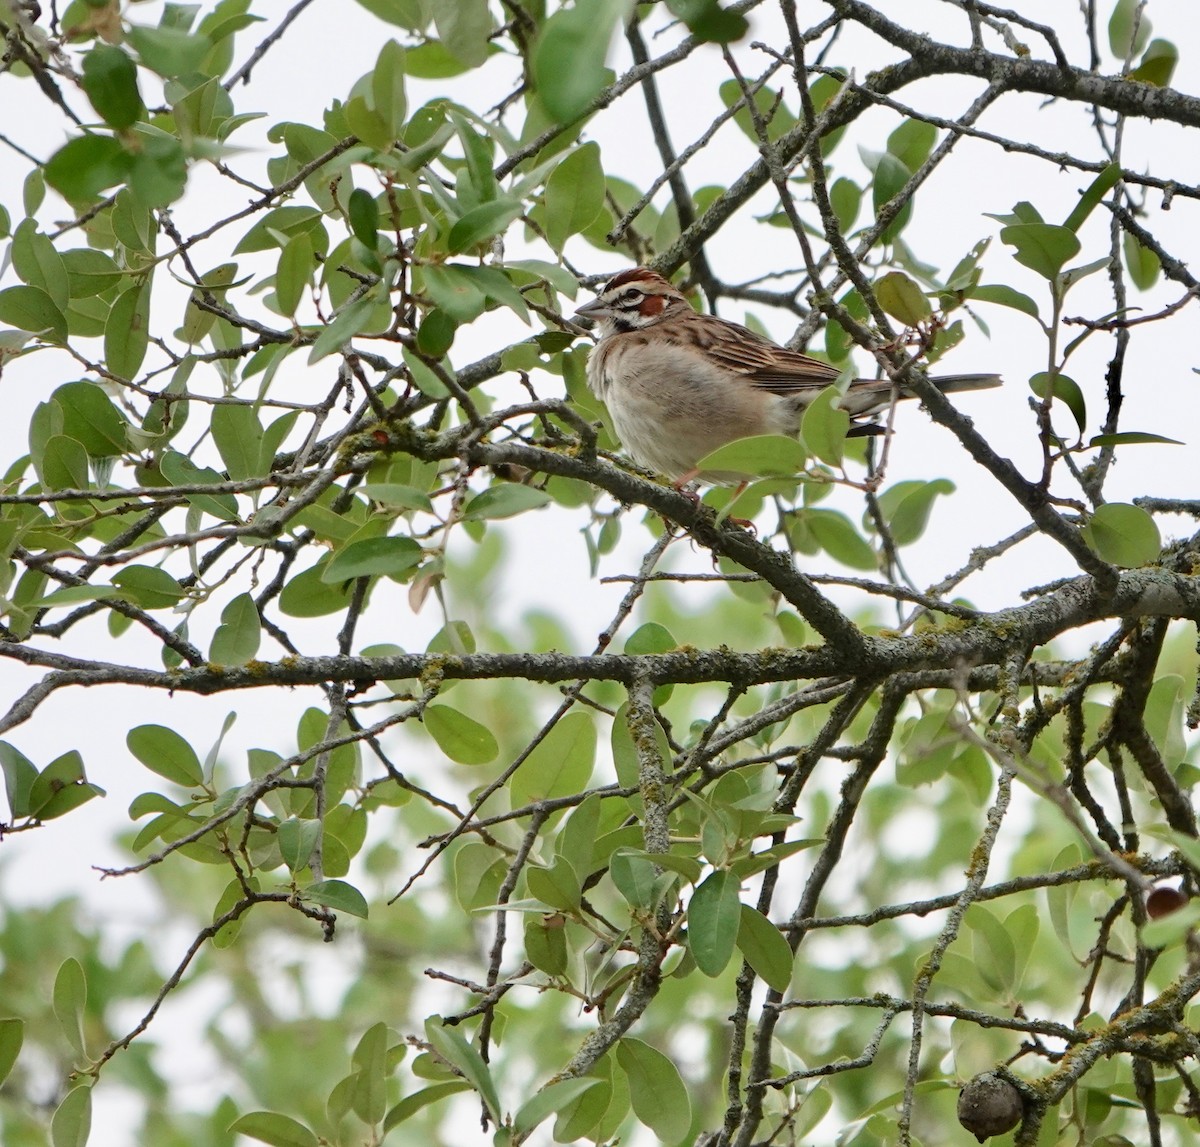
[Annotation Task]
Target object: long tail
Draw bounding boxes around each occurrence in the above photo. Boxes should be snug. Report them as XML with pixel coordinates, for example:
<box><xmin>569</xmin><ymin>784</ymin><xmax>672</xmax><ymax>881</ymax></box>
<box><xmin>841</xmin><ymin>372</ymin><xmax>1002</xmax><ymax>419</ymax></box>
<box><xmin>930</xmin><ymin>373</ymin><xmax>1003</xmax><ymax>394</ymax></box>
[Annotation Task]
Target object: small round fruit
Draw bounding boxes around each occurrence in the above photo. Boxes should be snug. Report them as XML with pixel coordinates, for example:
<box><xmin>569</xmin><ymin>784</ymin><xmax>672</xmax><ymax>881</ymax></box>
<box><xmin>1146</xmin><ymin>885</ymin><xmax>1189</xmax><ymax>920</ymax></box>
<box><xmin>957</xmin><ymin>1072</ymin><xmax>1023</xmax><ymax>1142</ymax></box>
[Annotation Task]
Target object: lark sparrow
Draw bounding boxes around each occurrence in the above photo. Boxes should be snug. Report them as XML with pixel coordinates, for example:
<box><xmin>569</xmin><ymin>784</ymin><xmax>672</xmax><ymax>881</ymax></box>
<box><xmin>576</xmin><ymin>267</ymin><xmax>1001</xmax><ymax>483</ymax></box>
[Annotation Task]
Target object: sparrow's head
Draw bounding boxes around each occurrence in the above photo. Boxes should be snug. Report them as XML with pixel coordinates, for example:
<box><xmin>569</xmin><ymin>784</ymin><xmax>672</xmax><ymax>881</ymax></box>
<box><xmin>575</xmin><ymin>268</ymin><xmax>689</xmax><ymax>335</ymax></box>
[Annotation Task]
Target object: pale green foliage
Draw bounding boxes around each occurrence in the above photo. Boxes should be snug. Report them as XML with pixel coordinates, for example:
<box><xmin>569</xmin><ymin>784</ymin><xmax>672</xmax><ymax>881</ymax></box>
<box><xmin>0</xmin><ymin>2</ymin><xmax>1198</xmax><ymax>1147</ymax></box>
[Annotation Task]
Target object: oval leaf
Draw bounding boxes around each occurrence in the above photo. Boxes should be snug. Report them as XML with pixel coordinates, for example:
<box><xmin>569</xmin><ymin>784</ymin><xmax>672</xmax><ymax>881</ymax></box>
<box><xmin>688</xmin><ymin>869</ymin><xmax>742</xmax><ymax>977</ymax></box>
<box><xmin>616</xmin><ymin>1037</ymin><xmax>691</xmax><ymax>1143</ymax></box>
<box><xmin>1081</xmin><ymin>502</ymin><xmax>1161</xmax><ymax>567</ymax></box>
<box><xmin>737</xmin><ymin>905</ymin><xmax>794</xmax><ymax>992</ymax></box>
<box><xmin>227</xmin><ymin>1111</ymin><xmax>318</xmax><ymax>1147</ymax></box>
<box><xmin>424</xmin><ymin>704</ymin><xmax>499</xmax><ymax>765</ymax></box>
<box><xmin>51</xmin><ymin>1085</ymin><xmax>92</xmax><ymax>1147</ymax></box>
<box><xmin>321</xmin><ymin>536</ymin><xmax>423</xmax><ymax>583</ymax></box>
<box><xmin>127</xmin><ymin>724</ymin><xmax>204</xmax><ymax>787</ymax></box>
<box><xmin>0</xmin><ymin>1018</ymin><xmax>22</xmax><ymax>1087</ymax></box>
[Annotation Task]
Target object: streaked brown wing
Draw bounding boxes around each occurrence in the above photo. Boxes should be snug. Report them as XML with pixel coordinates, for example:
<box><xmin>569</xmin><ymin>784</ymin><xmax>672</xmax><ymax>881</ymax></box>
<box><xmin>689</xmin><ymin>313</ymin><xmax>841</xmax><ymax>394</ymax></box>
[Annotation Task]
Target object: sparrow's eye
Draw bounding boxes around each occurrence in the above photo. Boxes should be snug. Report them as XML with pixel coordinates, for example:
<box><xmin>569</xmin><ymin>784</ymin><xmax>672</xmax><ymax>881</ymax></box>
<box><xmin>619</xmin><ymin>288</ymin><xmax>643</xmax><ymax>306</ymax></box>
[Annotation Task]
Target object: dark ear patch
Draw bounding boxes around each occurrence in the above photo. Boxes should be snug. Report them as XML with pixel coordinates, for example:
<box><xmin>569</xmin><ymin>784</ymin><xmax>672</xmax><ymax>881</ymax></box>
<box><xmin>640</xmin><ymin>294</ymin><xmax>667</xmax><ymax>317</ymax></box>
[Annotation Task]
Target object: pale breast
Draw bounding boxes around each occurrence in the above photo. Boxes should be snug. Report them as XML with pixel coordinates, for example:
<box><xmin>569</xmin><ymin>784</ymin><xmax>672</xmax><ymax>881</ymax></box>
<box><xmin>587</xmin><ymin>333</ymin><xmax>797</xmax><ymax>481</ymax></box>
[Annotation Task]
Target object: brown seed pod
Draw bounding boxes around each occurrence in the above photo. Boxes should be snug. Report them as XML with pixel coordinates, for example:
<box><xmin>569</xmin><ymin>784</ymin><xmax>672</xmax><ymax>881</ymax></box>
<box><xmin>957</xmin><ymin>1072</ymin><xmax>1023</xmax><ymax>1142</ymax></box>
<box><xmin>1145</xmin><ymin>885</ymin><xmax>1189</xmax><ymax>920</ymax></box>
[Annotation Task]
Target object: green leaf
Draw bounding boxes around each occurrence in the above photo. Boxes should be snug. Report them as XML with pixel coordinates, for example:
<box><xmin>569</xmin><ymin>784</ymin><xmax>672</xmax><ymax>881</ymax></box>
<box><xmin>461</xmin><ymin>484</ymin><xmax>551</xmax><ymax>521</ymax></box>
<box><xmin>875</xmin><ymin>270</ymin><xmax>931</xmax><ymax>325</ymax></box>
<box><xmin>999</xmin><ymin>223</ymin><xmax>1081</xmax><ymax>281</ymax></box>
<box><xmin>105</xmin><ymin>279</ymin><xmax>152</xmax><ymax>380</ymax></box>
<box><xmin>12</xmin><ymin>220</ymin><xmax>69</xmax><ymax>310</ymax></box>
<box><xmin>321</xmin><ymin>536</ymin><xmax>423</xmax><ymax>582</ymax></box>
<box><xmin>1030</xmin><ymin>372</ymin><xmax>1087</xmax><ymax>438</ymax></box>
<box><xmin>829</xmin><ymin>176</ymin><xmax>861</xmax><ymax>232</ymax></box>
<box><xmin>41</xmin><ymin>435</ymin><xmax>90</xmax><ymax>492</ymax></box>
<box><xmin>0</xmin><ymin>742</ymin><xmax>37</xmax><ymax>818</ymax></box>
<box><xmin>616</xmin><ymin>1037</ymin><xmax>691</xmax><ymax>1143</ymax></box>
<box><xmin>609</xmin><ymin>847</ymin><xmax>660</xmax><ymax>909</ymax></box>
<box><xmin>737</xmin><ymin>905</ymin><xmax>794</xmax><ymax>992</ymax></box>
<box><xmin>718</xmin><ymin>77</ymin><xmax>797</xmax><ymax>144</ymax></box>
<box><xmin>307</xmin><ymin>296</ymin><xmax>378</xmax><ymax>363</ymax></box>
<box><xmin>28</xmin><ymin>752</ymin><xmax>103</xmax><ymax>821</ymax></box>
<box><xmin>275</xmin><ymin>231</ymin><xmax>314</xmax><ymax>317</ymax></box>
<box><xmin>304</xmin><ymin>879</ymin><xmax>369</xmax><ymax>919</ymax></box>
<box><xmin>0</xmin><ymin>285</ymin><xmax>68</xmax><ymax>343</ymax></box>
<box><xmin>665</xmin><ymin>0</ymin><xmax>748</xmax><ymax>43</ymax></box>
<box><xmin>966</xmin><ymin>904</ymin><xmax>1017</xmax><ymax>995</ymax></box>
<box><xmin>383</xmin><ymin>1082</ymin><xmax>472</xmax><ymax>1132</ymax></box>
<box><xmin>277</xmin><ymin>817</ymin><xmax>320</xmax><ymax>873</ymax></box>
<box><xmin>532</xmin><ymin>0</ymin><xmax>621</xmax><ymax>123</ymax></box>
<box><xmin>695</xmin><ymin>434</ymin><xmax>806</xmax><ymax>479</ymax></box>
<box><xmin>51</xmin><ymin>1085</ymin><xmax>92</xmax><ymax>1147</ymax></box>
<box><xmin>688</xmin><ymin>869</ymin><xmax>742</xmax><ymax>977</ymax></box>
<box><xmin>211</xmin><ymin>402</ymin><xmax>264</xmax><ymax>480</ymax></box>
<box><xmin>127</xmin><ymin>724</ymin><xmax>205</xmax><ymax>787</ymax></box>
<box><xmin>1129</xmin><ymin>37</ymin><xmax>1178</xmax><ymax>86</ymax></box>
<box><xmin>432</xmin><ymin>0</ymin><xmax>492</xmax><ymax>66</ymax></box>
<box><xmin>544</xmin><ymin>143</ymin><xmax>606</xmax><ymax>251</ymax></box>
<box><xmin>1142</xmin><ymin>898</ymin><xmax>1200</xmax><ymax>949</ymax></box>
<box><xmin>970</xmin><ymin>283</ymin><xmax>1039</xmax><ymax>319</ymax></box>
<box><xmin>887</xmin><ymin>117</ymin><xmax>937</xmax><ymax>171</ymax></box>
<box><xmin>511</xmin><ymin>710</ymin><xmax>595</xmax><ymax>808</ymax></box>
<box><xmin>82</xmin><ymin>45</ymin><xmax>143</xmax><ymax>129</ymax></box>
<box><xmin>128</xmin><ymin>133</ymin><xmax>189</xmax><ymax>208</ymax></box>
<box><xmin>53</xmin><ymin>958</ymin><xmax>88</xmax><ymax>1058</ymax></box>
<box><xmin>633</xmin><ymin>850</ymin><xmax>703</xmax><ymax>884</ymax></box>
<box><xmin>209</xmin><ymin>592</ymin><xmax>261</xmax><ymax>665</ymax></box>
<box><xmin>871</xmin><ymin>151</ymin><xmax>914</xmax><ymax>241</ymax></box>
<box><xmin>804</xmin><ymin>508</ymin><xmax>876</xmax><ymax>569</ymax></box>
<box><xmin>45</xmin><ymin>134</ymin><xmax>132</xmax><ymax>202</ymax></box>
<box><xmin>405</xmin><ymin>40</ymin><xmax>473</xmax><ymax>78</ymax></box>
<box><xmin>159</xmin><ymin>451</ymin><xmax>240</xmax><ymax>521</ymax></box>
<box><xmin>62</xmin><ymin>248</ymin><xmax>121</xmax><ymax>299</ymax></box>
<box><xmin>461</xmin><ymin>265</ymin><xmax>530</xmax><ymax>322</ymax></box>
<box><xmin>280</xmin><ymin>561</ymin><xmax>357</xmax><ymax>617</ymax></box>
<box><xmin>211</xmin><ymin>875</ymin><xmax>257</xmax><ymax>949</ymax></box>
<box><xmin>424</xmin><ymin>704</ymin><xmax>499</xmax><ymax>765</ymax></box>
<box><xmin>724</xmin><ymin>835</ymin><xmax>820</xmax><ymax>878</ymax></box>
<box><xmin>349</xmin><ymin>1021</ymin><xmax>389</xmax><ymax>1125</ymax></box>
<box><xmin>347</xmin><ymin>187</ymin><xmax>379</xmax><ymax>247</ymax></box>
<box><xmin>1062</xmin><ymin>164</ymin><xmax>1121</xmax><ymax>233</ymax></box>
<box><xmin>227</xmin><ymin>1111</ymin><xmax>318</xmax><ymax>1147</ymax></box>
<box><xmin>448</xmin><ymin>197</ymin><xmax>523</xmax><ymax>253</ymax></box>
<box><xmin>1089</xmin><ymin>431</ymin><xmax>1182</xmax><ymax>447</ymax></box>
<box><xmin>1081</xmin><ymin>502</ymin><xmax>1160</xmax><ymax>567</ymax></box>
<box><xmin>1123</xmin><ymin>231</ymin><xmax>1160</xmax><ymax>290</ymax></box>
<box><xmin>800</xmin><ymin>387</ymin><xmax>850</xmax><ymax>466</ymax></box>
<box><xmin>527</xmin><ymin>858</ymin><xmax>581</xmax><ymax>911</ymax></box>
<box><xmin>0</xmin><ymin>1018</ymin><xmax>22</xmax><ymax>1087</ymax></box>
<box><xmin>878</xmin><ymin>478</ymin><xmax>955</xmax><ymax>546</ymax></box>
<box><xmin>416</xmin><ymin>308</ymin><xmax>456</xmax><ymax>357</ymax></box>
<box><xmin>53</xmin><ymin>381</ymin><xmax>128</xmax><ymax>457</ymax></box>
<box><xmin>514</xmin><ymin>1078</ymin><xmax>602</xmax><ymax>1136</ymax></box>
<box><xmin>371</xmin><ymin>38</ymin><xmax>408</xmax><ymax>136</ymax></box>
<box><xmin>420</xmin><ymin>264</ymin><xmax>487</xmax><ymax>323</ymax></box>
<box><xmin>424</xmin><ymin>1017</ymin><xmax>502</xmax><ymax>1122</ymax></box>
<box><xmin>1108</xmin><ymin>0</ymin><xmax>1152</xmax><ymax>58</ymax></box>
<box><xmin>111</xmin><ymin>565</ymin><xmax>185</xmax><ymax>609</ymax></box>
<box><xmin>128</xmin><ymin>25</ymin><xmax>212</xmax><ymax>77</ymax></box>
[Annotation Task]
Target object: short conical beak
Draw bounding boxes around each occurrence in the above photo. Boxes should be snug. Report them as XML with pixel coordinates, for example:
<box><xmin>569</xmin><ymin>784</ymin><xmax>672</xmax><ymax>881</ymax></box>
<box><xmin>574</xmin><ymin>297</ymin><xmax>608</xmax><ymax>324</ymax></box>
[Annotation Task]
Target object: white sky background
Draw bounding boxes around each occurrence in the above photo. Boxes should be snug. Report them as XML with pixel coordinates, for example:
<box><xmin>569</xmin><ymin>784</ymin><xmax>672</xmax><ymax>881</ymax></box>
<box><xmin>0</xmin><ymin>0</ymin><xmax>1199</xmax><ymax>1139</ymax></box>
